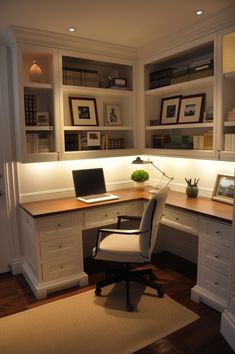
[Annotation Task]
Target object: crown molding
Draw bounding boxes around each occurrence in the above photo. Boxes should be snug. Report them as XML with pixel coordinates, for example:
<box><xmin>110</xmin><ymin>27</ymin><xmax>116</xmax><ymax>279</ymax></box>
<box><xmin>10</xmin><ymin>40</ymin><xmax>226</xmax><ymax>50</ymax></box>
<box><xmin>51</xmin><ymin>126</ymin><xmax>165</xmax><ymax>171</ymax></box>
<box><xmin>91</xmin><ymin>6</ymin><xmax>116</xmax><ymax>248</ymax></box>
<box><xmin>4</xmin><ymin>25</ymin><xmax>137</xmax><ymax>62</ymax></box>
<box><xmin>138</xmin><ymin>4</ymin><xmax>235</xmax><ymax>60</ymax></box>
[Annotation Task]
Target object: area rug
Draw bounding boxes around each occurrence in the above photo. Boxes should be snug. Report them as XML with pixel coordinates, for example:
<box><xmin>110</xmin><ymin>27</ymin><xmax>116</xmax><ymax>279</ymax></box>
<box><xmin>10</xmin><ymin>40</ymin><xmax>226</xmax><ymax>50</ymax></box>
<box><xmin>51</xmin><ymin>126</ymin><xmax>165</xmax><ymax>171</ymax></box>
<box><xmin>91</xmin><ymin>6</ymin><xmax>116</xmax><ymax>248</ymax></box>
<box><xmin>0</xmin><ymin>282</ymin><xmax>199</xmax><ymax>354</ymax></box>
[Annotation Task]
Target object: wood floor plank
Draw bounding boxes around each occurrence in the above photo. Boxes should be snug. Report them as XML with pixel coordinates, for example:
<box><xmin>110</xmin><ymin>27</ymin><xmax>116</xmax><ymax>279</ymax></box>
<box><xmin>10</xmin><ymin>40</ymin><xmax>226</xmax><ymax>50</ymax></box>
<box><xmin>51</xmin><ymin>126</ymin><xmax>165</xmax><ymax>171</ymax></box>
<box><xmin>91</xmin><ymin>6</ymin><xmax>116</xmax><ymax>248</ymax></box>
<box><xmin>0</xmin><ymin>251</ymin><xmax>233</xmax><ymax>354</ymax></box>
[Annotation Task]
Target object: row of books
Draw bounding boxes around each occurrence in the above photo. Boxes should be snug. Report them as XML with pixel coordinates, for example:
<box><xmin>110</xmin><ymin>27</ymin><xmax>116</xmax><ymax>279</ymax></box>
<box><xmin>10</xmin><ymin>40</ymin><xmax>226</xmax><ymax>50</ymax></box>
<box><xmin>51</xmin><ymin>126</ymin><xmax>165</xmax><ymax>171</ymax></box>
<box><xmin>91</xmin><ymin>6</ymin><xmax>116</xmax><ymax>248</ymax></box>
<box><xmin>224</xmin><ymin>134</ymin><xmax>235</xmax><ymax>151</ymax></box>
<box><xmin>227</xmin><ymin>108</ymin><xmax>235</xmax><ymax>122</ymax></box>
<box><xmin>65</xmin><ymin>133</ymin><xmax>125</xmax><ymax>151</ymax></box>
<box><xmin>152</xmin><ymin>131</ymin><xmax>213</xmax><ymax>150</ymax></box>
<box><xmin>149</xmin><ymin>58</ymin><xmax>213</xmax><ymax>89</ymax></box>
<box><xmin>63</xmin><ymin>67</ymin><xmax>98</xmax><ymax>87</ymax></box>
<box><xmin>24</xmin><ymin>94</ymin><xmax>37</xmax><ymax>125</ymax></box>
<box><xmin>26</xmin><ymin>133</ymin><xmax>54</xmax><ymax>153</ymax></box>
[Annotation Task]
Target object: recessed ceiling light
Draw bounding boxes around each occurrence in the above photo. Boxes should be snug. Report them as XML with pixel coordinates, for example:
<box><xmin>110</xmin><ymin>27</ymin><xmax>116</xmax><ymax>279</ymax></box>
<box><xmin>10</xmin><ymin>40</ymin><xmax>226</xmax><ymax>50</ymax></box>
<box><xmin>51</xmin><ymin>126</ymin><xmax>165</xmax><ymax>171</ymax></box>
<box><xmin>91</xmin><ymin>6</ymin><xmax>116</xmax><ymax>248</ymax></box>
<box><xmin>195</xmin><ymin>9</ymin><xmax>204</xmax><ymax>15</ymax></box>
<box><xmin>68</xmin><ymin>27</ymin><xmax>76</xmax><ymax>32</ymax></box>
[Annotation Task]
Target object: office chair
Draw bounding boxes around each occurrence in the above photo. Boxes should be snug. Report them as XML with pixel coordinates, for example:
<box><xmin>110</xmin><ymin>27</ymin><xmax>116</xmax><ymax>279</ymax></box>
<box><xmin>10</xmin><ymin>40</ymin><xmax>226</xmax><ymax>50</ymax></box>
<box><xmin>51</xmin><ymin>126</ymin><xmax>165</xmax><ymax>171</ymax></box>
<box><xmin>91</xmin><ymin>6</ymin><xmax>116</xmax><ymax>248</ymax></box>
<box><xmin>93</xmin><ymin>186</ymin><xmax>169</xmax><ymax>311</ymax></box>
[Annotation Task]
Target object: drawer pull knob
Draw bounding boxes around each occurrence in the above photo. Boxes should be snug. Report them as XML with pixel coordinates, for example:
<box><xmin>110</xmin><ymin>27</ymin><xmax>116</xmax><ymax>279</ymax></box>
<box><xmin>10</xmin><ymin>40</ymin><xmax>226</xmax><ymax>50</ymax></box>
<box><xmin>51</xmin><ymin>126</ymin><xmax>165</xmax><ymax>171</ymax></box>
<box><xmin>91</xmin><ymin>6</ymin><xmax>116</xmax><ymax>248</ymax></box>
<box><xmin>104</xmin><ymin>214</ymin><xmax>108</xmax><ymax>217</ymax></box>
<box><xmin>58</xmin><ymin>245</ymin><xmax>62</xmax><ymax>249</ymax></box>
<box><xmin>60</xmin><ymin>265</ymin><xmax>64</xmax><ymax>269</ymax></box>
<box><xmin>216</xmin><ymin>230</ymin><xmax>220</xmax><ymax>234</ymax></box>
<box><xmin>214</xmin><ymin>282</ymin><xmax>219</xmax><ymax>286</ymax></box>
<box><xmin>175</xmin><ymin>217</ymin><xmax>179</xmax><ymax>221</ymax></box>
<box><xmin>214</xmin><ymin>255</ymin><xmax>219</xmax><ymax>259</ymax></box>
<box><xmin>58</xmin><ymin>224</ymin><xmax>61</xmax><ymax>227</ymax></box>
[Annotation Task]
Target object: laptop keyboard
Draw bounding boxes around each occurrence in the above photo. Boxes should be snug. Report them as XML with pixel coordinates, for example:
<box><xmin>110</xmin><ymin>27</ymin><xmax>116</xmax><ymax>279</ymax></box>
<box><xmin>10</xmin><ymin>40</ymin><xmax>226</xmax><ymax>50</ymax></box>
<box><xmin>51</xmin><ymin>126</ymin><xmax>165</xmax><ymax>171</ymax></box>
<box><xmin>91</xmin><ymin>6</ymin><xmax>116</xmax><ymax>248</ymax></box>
<box><xmin>77</xmin><ymin>193</ymin><xmax>119</xmax><ymax>203</ymax></box>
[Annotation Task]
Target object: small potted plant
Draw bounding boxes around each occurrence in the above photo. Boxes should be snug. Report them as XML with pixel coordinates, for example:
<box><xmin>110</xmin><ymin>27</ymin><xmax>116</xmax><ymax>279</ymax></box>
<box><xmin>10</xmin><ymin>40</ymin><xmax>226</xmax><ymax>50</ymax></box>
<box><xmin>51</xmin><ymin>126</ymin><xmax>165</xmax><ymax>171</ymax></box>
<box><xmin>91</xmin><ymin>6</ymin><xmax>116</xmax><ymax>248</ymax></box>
<box><xmin>185</xmin><ymin>178</ymin><xmax>199</xmax><ymax>198</ymax></box>
<box><xmin>131</xmin><ymin>169</ymin><xmax>149</xmax><ymax>189</ymax></box>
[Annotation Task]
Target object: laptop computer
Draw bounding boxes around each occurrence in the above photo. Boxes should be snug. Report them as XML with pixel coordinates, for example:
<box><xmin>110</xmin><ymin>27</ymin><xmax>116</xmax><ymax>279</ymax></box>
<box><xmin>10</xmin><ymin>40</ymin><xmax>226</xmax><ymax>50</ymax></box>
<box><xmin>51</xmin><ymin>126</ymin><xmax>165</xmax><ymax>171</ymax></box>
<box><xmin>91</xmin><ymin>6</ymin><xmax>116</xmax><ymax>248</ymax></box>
<box><xmin>72</xmin><ymin>168</ymin><xmax>119</xmax><ymax>203</ymax></box>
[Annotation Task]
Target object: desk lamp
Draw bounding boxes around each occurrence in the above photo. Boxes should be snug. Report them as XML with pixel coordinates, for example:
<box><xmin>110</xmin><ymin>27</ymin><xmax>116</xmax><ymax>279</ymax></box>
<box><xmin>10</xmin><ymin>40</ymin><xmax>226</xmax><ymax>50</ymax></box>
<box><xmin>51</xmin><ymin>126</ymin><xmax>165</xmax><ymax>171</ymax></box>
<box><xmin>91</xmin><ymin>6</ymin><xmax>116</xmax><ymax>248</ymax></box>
<box><xmin>132</xmin><ymin>156</ymin><xmax>174</xmax><ymax>193</ymax></box>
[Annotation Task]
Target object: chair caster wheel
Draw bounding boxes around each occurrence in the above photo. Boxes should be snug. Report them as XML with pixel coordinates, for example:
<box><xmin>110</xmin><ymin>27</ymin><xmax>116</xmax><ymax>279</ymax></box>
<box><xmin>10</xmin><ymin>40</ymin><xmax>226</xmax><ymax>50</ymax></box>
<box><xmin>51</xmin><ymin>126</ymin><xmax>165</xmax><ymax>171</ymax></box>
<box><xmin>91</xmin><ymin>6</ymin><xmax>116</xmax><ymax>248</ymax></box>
<box><xmin>158</xmin><ymin>289</ymin><xmax>164</xmax><ymax>298</ymax></box>
<box><xmin>95</xmin><ymin>287</ymin><xmax>101</xmax><ymax>296</ymax></box>
<box><xmin>127</xmin><ymin>304</ymin><xmax>134</xmax><ymax>312</ymax></box>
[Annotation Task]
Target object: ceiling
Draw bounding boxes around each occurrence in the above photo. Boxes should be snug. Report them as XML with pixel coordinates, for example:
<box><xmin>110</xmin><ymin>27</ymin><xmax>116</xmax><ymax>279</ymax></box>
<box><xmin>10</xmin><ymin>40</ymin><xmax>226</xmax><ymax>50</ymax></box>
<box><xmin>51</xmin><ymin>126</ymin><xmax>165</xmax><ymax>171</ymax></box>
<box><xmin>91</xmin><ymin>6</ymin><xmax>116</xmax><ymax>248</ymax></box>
<box><xmin>1</xmin><ymin>0</ymin><xmax>235</xmax><ymax>48</ymax></box>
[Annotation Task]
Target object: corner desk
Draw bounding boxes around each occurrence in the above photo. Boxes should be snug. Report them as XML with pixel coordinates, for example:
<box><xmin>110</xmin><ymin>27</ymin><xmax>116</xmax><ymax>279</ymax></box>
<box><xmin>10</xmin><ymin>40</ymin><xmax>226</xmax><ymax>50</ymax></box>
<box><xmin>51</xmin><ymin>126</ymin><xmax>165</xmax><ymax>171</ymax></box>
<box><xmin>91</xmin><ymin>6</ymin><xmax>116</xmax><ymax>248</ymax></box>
<box><xmin>20</xmin><ymin>187</ymin><xmax>233</xmax><ymax>312</ymax></box>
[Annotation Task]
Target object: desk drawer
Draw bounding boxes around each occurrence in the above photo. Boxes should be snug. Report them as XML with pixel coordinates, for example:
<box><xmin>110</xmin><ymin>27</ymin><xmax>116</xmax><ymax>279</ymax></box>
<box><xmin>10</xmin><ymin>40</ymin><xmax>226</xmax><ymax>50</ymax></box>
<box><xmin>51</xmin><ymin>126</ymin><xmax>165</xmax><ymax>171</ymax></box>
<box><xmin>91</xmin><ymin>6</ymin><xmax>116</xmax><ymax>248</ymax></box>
<box><xmin>198</xmin><ymin>264</ymin><xmax>229</xmax><ymax>301</ymax></box>
<box><xmin>161</xmin><ymin>207</ymin><xmax>198</xmax><ymax>235</ymax></box>
<box><xmin>40</xmin><ymin>235</ymin><xmax>80</xmax><ymax>261</ymax></box>
<box><xmin>41</xmin><ymin>256</ymin><xmax>81</xmax><ymax>281</ymax></box>
<box><xmin>200</xmin><ymin>218</ymin><xmax>232</xmax><ymax>246</ymax></box>
<box><xmin>38</xmin><ymin>212</ymin><xmax>80</xmax><ymax>240</ymax></box>
<box><xmin>200</xmin><ymin>240</ymin><xmax>231</xmax><ymax>273</ymax></box>
<box><xmin>85</xmin><ymin>203</ymin><xmax>130</xmax><ymax>228</ymax></box>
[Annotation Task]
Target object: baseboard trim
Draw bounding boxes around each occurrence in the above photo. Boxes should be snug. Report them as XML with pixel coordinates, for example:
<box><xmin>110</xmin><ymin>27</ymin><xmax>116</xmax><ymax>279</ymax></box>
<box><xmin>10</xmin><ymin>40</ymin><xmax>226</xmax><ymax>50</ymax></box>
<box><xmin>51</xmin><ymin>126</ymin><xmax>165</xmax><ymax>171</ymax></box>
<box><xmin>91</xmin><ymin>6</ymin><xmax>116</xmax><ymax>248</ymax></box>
<box><xmin>221</xmin><ymin>310</ymin><xmax>235</xmax><ymax>351</ymax></box>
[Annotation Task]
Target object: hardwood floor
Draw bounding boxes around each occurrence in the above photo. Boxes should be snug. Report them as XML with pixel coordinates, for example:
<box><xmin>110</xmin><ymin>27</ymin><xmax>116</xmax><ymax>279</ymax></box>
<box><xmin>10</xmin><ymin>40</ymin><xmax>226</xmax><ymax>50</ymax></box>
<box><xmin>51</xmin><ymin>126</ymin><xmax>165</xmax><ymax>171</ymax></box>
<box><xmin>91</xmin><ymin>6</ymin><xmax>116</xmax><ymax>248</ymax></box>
<box><xmin>0</xmin><ymin>252</ymin><xmax>233</xmax><ymax>354</ymax></box>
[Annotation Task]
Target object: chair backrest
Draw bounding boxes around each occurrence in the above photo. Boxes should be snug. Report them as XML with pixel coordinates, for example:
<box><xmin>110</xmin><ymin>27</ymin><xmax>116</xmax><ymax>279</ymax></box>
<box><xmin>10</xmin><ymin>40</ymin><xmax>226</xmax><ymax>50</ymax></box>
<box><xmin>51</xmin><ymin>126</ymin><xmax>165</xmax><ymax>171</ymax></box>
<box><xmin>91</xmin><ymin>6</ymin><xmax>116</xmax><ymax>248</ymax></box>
<box><xmin>139</xmin><ymin>186</ymin><xmax>169</xmax><ymax>259</ymax></box>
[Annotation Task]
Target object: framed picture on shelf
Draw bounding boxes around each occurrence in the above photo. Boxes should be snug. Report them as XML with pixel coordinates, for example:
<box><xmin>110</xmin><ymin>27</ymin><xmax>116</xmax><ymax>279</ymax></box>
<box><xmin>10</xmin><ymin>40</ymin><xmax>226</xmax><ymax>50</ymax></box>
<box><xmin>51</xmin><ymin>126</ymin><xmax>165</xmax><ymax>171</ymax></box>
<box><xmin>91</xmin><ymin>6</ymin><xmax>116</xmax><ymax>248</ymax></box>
<box><xmin>105</xmin><ymin>104</ymin><xmax>121</xmax><ymax>125</ymax></box>
<box><xmin>87</xmin><ymin>132</ymin><xmax>101</xmax><ymax>147</ymax></box>
<box><xmin>160</xmin><ymin>96</ymin><xmax>181</xmax><ymax>125</ymax></box>
<box><xmin>69</xmin><ymin>97</ymin><xmax>98</xmax><ymax>126</ymax></box>
<box><xmin>212</xmin><ymin>174</ymin><xmax>235</xmax><ymax>205</ymax></box>
<box><xmin>36</xmin><ymin>112</ymin><xmax>49</xmax><ymax>126</ymax></box>
<box><xmin>178</xmin><ymin>93</ymin><xmax>205</xmax><ymax>124</ymax></box>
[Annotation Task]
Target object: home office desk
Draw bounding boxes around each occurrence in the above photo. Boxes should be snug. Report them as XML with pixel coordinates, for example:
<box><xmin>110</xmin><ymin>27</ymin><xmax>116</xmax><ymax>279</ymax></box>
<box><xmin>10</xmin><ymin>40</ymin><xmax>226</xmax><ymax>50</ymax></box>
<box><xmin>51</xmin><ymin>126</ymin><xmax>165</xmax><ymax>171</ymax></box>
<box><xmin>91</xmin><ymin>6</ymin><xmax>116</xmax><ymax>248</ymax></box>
<box><xmin>20</xmin><ymin>187</ymin><xmax>233</xmax><ymax>312</ymax></box>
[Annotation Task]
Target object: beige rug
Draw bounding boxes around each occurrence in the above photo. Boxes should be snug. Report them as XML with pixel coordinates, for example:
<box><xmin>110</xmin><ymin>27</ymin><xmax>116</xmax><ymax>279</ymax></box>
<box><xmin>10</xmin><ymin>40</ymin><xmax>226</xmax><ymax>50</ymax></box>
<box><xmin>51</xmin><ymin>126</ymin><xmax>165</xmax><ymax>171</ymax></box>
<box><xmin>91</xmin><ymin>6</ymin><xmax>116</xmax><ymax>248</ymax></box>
<box><xmin>0</xmin><ymin>283</ymin><xmax>199</xmax><ymax>354</ymax></box>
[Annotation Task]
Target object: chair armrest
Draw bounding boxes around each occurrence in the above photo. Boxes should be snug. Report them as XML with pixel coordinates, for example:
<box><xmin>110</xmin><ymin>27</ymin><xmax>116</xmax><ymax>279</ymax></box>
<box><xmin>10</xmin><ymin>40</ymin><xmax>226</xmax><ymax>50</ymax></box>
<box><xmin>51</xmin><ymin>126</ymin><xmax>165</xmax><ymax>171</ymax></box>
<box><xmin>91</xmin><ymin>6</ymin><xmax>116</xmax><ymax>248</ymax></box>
<box><xmin>117</xmin><ymin>215</ymin><xmax>141</xmax><ymax>228</ymax></box>
<box><xmin>98</xmin><ymin>228</ymin><xmax>141</xmax><ymax>234</ymax></box>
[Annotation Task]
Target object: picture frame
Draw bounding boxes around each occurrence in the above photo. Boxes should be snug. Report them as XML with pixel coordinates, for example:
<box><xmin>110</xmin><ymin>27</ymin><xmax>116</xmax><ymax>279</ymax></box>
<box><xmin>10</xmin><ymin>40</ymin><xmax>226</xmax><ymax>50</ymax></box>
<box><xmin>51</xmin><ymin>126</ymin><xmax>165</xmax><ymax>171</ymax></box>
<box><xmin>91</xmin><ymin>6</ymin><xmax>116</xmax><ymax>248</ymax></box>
<box><xmin>69</xmin><ymin>97</ymin><xmax>98</xmax><ymax>126</ymax></box>
<box><xmin>212</xmin><ymin>174</ymin><xmax>235</xmax><ymax>205</ymax></box>
<box><xmin>105</xmin><ymin>104</ymin><xmax>121</xmax><ymax>125</ymax></box>
<box><xmin>36</xmin><ymin>112</ymin><xmax>49</xmax><ymax>126</ymax></box>
<box><xmin>87</xmin><ymin>131</ymin><xmax>101</xmax><ymax>146</ymax></box>
<box><xmin>112</xmin><ymin>77</ymin><xmax>127</xmax><ymax>88</ymax></box>
<box><xmin>178</xmin><ymin>93</ymin><xmax>205</xmax><ymax>124</ymax></box>
<box><xmin>160</xmin><ymin>96</ymin><xmax>181</xmax><ymax>125</ymax></box>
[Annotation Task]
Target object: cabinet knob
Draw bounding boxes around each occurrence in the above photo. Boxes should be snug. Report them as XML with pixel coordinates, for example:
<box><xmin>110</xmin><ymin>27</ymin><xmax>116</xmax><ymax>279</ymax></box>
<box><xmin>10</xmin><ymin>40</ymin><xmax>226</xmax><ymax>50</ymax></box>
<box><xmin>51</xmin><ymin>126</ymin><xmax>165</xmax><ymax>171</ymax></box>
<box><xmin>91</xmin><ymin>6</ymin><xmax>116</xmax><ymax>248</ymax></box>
<box><xmin>58</xmin><ymin>224</ymin><xmax>61</xmax><ymax>227</ymax></box>
<box><xmin>214</xmin><ymin>282</ymin><xmax>219</xmax><ymax>286</ymax></box>
<box><xmin>60</xmin><ymin>265</ymin><xmax>64</xmax><ymax>269</ymax></box>
<box><xmin>58</xmin><ymin>245</ymin><xmax>62</xmax><ymax>249</ymax></box>
<box><xmin>214</xmin><ymin>255</ymin><xmax>219</xmax><ymax>259</ymax></box>
<box><xmin>216</xmin><ymin>230</ymin><xmax>220</xmax><ymax>234</ymax></box>
<box><xmin>104</xmin><ymin>214</ymin><xmax>108</xmax><ymax>217</ymax></box>
<box><xmin>175</xmin><ymin>217</ymin><xmax>179</xmax><ymax>221</ymax></box>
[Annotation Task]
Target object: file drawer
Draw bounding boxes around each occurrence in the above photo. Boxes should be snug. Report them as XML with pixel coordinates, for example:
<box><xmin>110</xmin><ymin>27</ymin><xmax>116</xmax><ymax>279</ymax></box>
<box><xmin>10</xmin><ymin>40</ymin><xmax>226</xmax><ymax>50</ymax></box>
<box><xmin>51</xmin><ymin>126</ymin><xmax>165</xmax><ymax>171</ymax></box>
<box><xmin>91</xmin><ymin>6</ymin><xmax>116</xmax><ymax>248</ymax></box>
<box><xmin>200</xmin><ymin>218</ymin><xmax>232</xmax><ymax>246</ymax></box>
<box><xmin>41</xmin><ymin>257</ymin><xmax>81</xmax><ymax>281</ymax></box>
<box><xmin>40</xmin><ymin>235</ymin><xmax>80</xmax><ymax>261</ymax></box>
<box><xmin>85</xmin><ymin>203</ymin><xmax>130</xmax><ymax>228</ymax></box>
<box><xmin>161</xmin><ymin>207</ymin><xmax>198</xmax><ymax>235</ymax></box>
<box><xmin>200</xmin><ymin>239</ymin><xmax>231</xmax><ymax>273</ymax></box>
<box><xmin>198</xmin><ymin>264</ymin><xmax>229</xmax><ymax>301</ymax></box>
<box><xmin>38</xmin><ymin>212</ymin><xmax>80</xmax><ymax>240</ymax></box>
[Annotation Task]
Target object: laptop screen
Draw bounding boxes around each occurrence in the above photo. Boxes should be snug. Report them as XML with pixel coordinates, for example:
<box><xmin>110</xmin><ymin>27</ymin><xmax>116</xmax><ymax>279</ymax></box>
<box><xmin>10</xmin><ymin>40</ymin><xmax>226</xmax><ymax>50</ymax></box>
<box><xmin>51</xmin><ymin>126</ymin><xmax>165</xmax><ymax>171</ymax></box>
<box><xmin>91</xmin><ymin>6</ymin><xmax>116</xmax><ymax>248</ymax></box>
<box><xmin>72</xmin><ymin>168</ymin><xmax>107</xmax><ymax>197</ymax></box>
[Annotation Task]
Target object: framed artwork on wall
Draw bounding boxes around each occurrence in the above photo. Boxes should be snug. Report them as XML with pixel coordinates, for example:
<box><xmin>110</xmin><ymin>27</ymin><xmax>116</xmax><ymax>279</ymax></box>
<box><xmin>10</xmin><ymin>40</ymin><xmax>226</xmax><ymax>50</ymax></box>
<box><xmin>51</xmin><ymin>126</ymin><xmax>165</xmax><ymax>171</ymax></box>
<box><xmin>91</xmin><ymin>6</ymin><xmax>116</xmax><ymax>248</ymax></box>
<box><xmin>160</xmin><ymin>96</ymin><xmax>181</xmax><ymax>125</ymax></box>
<box><xmin>212</xmin><ymin>174</ymin><xmax>235</xmax><ymax>205</ymax></box>
<box><xmin>178</xmin><ymin>93</ymin><xmax>205</xmax><ymax>124</ymax></box>
<box><xmin>69</xmin><ymin>97</ymin><xmax>98</xmax><ymax>126</ymax></box>
<box><xmin>105</xmin><ymin>104</ymin><xmax>121</xmax><ymax>125</ymax></box>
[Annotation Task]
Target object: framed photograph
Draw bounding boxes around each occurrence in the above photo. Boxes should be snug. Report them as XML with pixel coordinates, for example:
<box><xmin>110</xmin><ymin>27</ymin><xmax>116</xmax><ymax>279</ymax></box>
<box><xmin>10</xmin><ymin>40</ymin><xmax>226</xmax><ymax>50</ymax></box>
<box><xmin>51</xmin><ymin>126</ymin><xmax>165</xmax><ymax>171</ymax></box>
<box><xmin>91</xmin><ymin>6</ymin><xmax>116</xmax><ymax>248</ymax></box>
<box><xmin>160</xmin><ymin>96</ymin><xmax>181</xmax><ymax>125</ymax></box>
<box><xmin>105</xmin><ymin>104</ymin><xmax>121</xmax><ymax>125</ymax></box>
<box><xmin>178</xmin><ymin>93</ymin><xmax>205</xmax><ymax>124</ymax></box>
<box><xmin>87</xmin><ymin>131</ymin><xmax>101</xmax><ymax>146</ymax></box>
<box><xmin>112</xmin><ymin>77</ymin><xmax>127</xmax><ymax>88</ymax></box>
<box><xmin>69</xmin><ymin>97</ymin><xmax>98</xmax><ymax>126</ymax></box>
<box><xmin>212</xmin><ymin>174</ymin><xmax>235</xmax><ymax>205</ymax></box>
<box><xmin>36</xmin><ymin>112</ymin><xmax>49</xmax><ymax>126</ymax></box>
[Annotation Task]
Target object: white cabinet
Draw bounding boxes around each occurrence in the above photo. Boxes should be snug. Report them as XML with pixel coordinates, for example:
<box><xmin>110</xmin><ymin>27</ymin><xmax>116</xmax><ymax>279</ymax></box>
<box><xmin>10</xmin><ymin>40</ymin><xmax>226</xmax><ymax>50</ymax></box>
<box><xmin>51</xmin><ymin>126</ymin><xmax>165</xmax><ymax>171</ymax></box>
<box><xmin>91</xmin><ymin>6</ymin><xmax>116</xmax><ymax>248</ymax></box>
<box><xmin>191</xmin><ymin>217</ymin><xmax>232</xmax><ymax>311</ymax></box>
<box><xmin>6</xmin><ymin>26</ymin><xmax>137</xmax><ymax>163</ymax></box>
<box><xmin>161</xmin><ymin>207</ymin><xmax>198</xmax><ymax>235</ymax></box>
<box><xmin>143</xmin><ymin>36</ymin><xmax>216</xmax><ymax>160</ymax></box>
<box><xmin>20</xmin><ymin>209</ymin><xmax>88</xmax><ymax>299</ymax></box>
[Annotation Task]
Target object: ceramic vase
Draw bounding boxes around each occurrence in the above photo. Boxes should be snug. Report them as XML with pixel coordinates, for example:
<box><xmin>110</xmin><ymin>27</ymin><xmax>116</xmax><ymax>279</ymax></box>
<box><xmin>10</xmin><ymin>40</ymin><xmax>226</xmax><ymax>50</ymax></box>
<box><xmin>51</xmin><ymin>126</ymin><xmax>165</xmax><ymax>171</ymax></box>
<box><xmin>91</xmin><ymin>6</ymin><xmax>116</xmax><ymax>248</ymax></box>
<box><xmin>186</xmin><ymin>185</ymin><xmax>199</xmax><ymax>198</ymax></box>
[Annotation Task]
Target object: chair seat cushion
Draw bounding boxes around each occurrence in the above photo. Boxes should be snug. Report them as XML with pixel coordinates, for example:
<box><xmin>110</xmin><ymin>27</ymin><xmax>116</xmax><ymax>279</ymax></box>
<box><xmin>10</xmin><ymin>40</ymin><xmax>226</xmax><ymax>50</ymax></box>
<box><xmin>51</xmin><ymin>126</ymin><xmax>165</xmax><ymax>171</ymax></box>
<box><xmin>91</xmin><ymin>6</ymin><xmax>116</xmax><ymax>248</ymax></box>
<box><xmin>93</xmin><ymin>233</ymin><xmax>147</xmax><ymax>263</ymax></box>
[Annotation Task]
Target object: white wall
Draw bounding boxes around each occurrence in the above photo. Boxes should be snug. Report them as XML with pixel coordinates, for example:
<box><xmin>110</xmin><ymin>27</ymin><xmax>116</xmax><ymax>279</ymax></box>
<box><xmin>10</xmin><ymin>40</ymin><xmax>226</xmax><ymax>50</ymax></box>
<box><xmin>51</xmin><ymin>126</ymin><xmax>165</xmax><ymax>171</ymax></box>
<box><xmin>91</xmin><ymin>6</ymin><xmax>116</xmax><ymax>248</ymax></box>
<box><xmin>18</xmin><ymin>154</ymin><xmax>235</xmax><ymax>202</ymax></box>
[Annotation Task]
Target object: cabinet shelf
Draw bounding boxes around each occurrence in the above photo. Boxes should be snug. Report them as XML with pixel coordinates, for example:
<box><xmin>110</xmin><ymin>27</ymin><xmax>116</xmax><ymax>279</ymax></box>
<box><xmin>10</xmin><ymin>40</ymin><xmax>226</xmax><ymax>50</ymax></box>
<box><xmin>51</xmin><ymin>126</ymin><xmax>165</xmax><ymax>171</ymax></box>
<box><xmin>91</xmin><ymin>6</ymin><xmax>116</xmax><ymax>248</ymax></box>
<box><xmin>145</xmin><ymin>76</ymin><xmax>213</xmax><ymax>96</ymax></box>
<box><xmin>146</xmin><ymin>122</ymin><xmax>213</xmax><ymax>130</ymax></box>
<box><xmin>223</xmin><ymin>71</ymin><xmax>235</xmax><ymax>79</ymax></box>
<box><xmin>25</xmin><ymin>126</ymin><xmax>54</xmax><ymax>131</ymax></box>
<box><xmin>64</xmin><ymin>125</ymin><xmax>132</xmax><ymax>131</ymax></box>
<box><xmin>63</xmin><ymin>85</ymin><xmax>132</xmax><ymax>97</ymax></box>
<box><xmin>24</xmin><ymin>82</ymin><xmax>53</xmax><ymax>90</ymax></box>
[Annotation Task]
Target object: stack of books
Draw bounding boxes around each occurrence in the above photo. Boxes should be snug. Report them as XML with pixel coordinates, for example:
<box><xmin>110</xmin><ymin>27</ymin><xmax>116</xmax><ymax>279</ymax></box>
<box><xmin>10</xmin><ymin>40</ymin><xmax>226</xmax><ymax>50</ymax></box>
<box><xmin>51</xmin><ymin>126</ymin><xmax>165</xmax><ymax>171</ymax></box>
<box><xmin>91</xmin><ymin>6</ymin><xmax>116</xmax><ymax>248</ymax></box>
<box><xmin>65</xmin><ymin>134</ymin><xmax>78</xmax><ymax>151</ymax></box>
<box><xmin>149</xmin><ymin>68</ymin><xmax>172</xmax><ymax>89</ymax></box>
<box><xmin>193</xmin><ymin>131</ymin><xmax>213</xmax><ymax>150</ymax></box>
<box><xmin>224</xmin><ymin>134</ymin><xmax>235</xmax><ymax>151</ymax></box>
<box><xmin>63</xmin><ymin>67</ymin><xmax>98</xmax><ymax>87</ymax></box>
<box><xmin>26</xmin><ymin>133</ymin><xmax>52</xmax><ymax>153</ymax></box>
<box><xmin>24</xmin><ymin>94</ymin><xmax>37</xmax><ymax>125</ymax></box>
<box><xmin>227</xmin><ymin>108</ymin><xmax>235</xmax><ymax>121</ymax></box>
